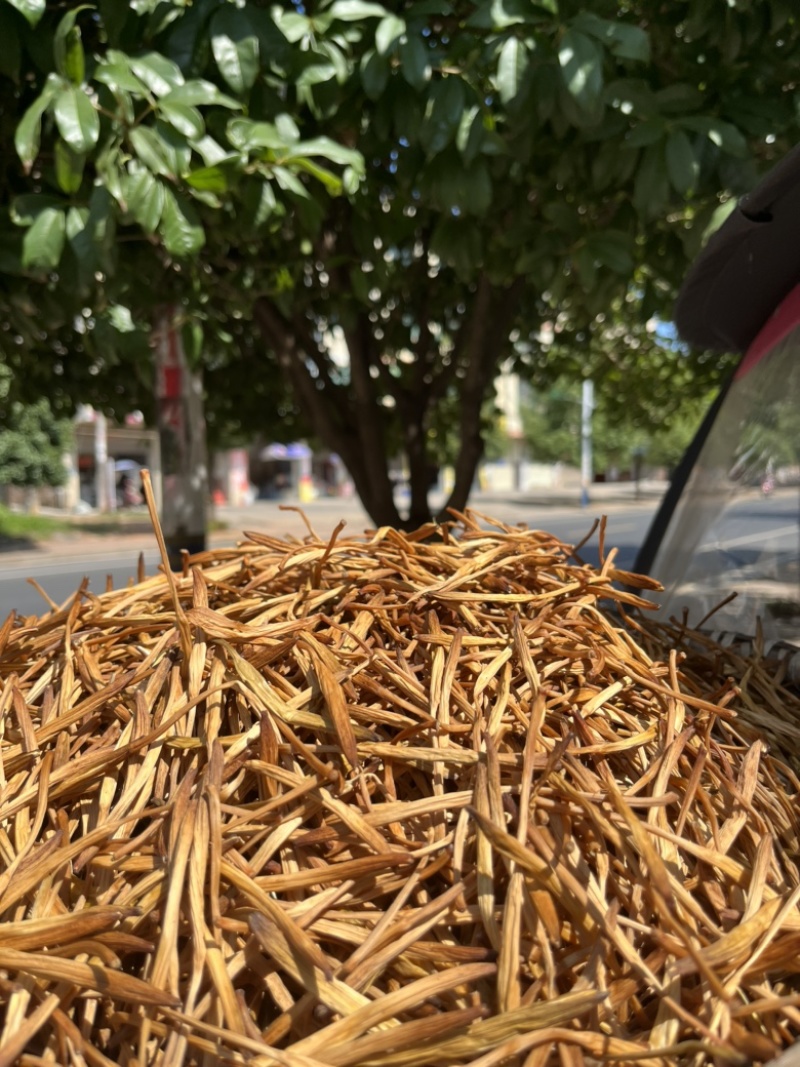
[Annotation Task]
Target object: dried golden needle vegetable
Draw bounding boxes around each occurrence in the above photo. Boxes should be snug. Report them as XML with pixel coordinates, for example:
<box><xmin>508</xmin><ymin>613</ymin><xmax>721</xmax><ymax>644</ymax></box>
<box><xmin>0</xmin><ymin>499</ymin><xmax>798</xmax><ymax>1066</ymax></box>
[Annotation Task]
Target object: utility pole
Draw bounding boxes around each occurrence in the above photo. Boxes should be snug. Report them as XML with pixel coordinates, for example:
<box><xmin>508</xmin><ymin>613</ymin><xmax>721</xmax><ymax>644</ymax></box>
<box><xmin>580</xmin><ymin>379</ymin><xmax>594</xmax><ymax>508</ymax></box>
<box><xmin>94</xmin><ymin>410</ymin><xmax>108</xmax><ymax>512</ymax></box>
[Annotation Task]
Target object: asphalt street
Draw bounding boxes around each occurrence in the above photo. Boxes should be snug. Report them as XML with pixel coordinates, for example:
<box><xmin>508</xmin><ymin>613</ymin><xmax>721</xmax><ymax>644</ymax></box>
<box><xmin>0</xmin><ymin>492</ymin><xmax>661</xmax><ymax>618</ymax></box>
<box><xmin>693</xmin><ymin>487</ymin><xmax>800</xmax><ymax>566</ymax></box>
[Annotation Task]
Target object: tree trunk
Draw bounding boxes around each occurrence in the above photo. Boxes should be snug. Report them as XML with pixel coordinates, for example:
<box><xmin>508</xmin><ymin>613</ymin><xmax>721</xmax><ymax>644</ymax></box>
<box><xmin>154</xmin><ymin>308</ymin><xmax>208</xmax><ymax>568</ymax></box>
<box><xmin>401</xmin><ymin>404</ymin><xmax>434</xmax><ymax>529</ymax></box>
<box><xmin>23</xmin><ymin>485</ymin><xmax>39</xmax><ymax>514</ymax></box>
<box><xmin>254</xmin><ymin>274</ymin><xmax>523</xmax><ymax>532</ymax></box>
<box><xmin>439</xmin><ymin>277</ymin><xmax>525</xmax><ymax>520</ymax></box>
<box><xmin>253</xmin><ymin>297</ymin><xmax>404</xmax><ymax>528</ymax></box>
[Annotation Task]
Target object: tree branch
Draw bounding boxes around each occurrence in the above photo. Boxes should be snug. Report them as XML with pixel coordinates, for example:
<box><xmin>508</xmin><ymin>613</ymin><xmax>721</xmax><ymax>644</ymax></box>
<box><xmin>438</xmin><ymin>275</ymin><xmax>526</xmax><ymax>519</ymax></box>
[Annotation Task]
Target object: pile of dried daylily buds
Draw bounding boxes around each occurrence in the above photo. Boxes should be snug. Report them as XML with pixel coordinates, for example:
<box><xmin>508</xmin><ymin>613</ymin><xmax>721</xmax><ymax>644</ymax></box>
<box><xmin>0</xmin><ymin>503</ymin><xmax>799</xmax><ymax>1067</ymax></box>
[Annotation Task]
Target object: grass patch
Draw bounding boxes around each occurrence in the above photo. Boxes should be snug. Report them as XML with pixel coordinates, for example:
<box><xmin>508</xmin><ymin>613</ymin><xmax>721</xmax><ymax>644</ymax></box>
<box><xmin>0</xmin><ymin>506</ymin><xmax>227</xmax><ymax>546</ymax></box>
<box><xmin>0</xmin><ymin>507</ymin><xmax>72</xmax><ymax>543</ymax></box>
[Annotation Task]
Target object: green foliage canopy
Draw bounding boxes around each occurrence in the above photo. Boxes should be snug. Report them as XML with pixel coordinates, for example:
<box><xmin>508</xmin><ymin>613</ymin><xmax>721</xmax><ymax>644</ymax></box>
<box><xmin>2</xmin><ymin>0</ymin><xmax>800</xmax><ymax>524</ymax></box>
<box><xmin>0</xmin><ymin>396</ymin><xmax>72</xmax><ymax>488</ymax></box>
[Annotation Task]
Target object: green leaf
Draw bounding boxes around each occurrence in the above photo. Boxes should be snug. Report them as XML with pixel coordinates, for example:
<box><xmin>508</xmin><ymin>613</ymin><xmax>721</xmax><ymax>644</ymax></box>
<box><xmin>22</xmin><ymin>207</ymin><xmax>66</xmax><ymax>269</ymax></box>
<box><xmin>96</xmin><ymin>151</ymin><xmax>125</xmax><ymax>207</ymax></box>
<box><xmin>558</xmin><ymin>29</ymin><xmax>603</xmax><ymax>111</ymax></box>
<box><xmin>275</xmin><ymin>114</ymin><xmax>301</xmax><ymax>143</ymax></box>
<box><xmin>342</xmin><ymin>165</ymin><xmax>361</xmax><ymax>195</ymax></box>
<box><xmin>10</xmin><ymin>194</ymin><xmax>63</xmax><ymax>227</ymax></box>
<box><xmin>192</xmin><ymin>135</ymin><xmax>231</xmax><ymax>166</ymax></box>
<box><xmin>157</xmin><ymin>120</ymin><xmax>192</xmax><ymax>176</ymax></box>
<box><xmin>702</xmin><ymin>198</ymin><xmax>737</xmax><ymax>243</ymax></box>
<box><xmin>456</xmin><ymin>106</ymin><xmax>484</xmax><ymax>164</ymax></box>
<box><xmin>572</xmin><ymin>14</ymin><xmax>650</xmax><ymax>62</ymax></box>
<box><xmin>290</xmin><ymin>137</ymin><xmax>363</xmax><ymax>170</ymax></box>
<box><xmin>316</xmin><ymin>39</ymin><xmax>349</xmax><ymax>83</ymax></box>
<box><xmin>288</xmin><ymin>157</ymin><xmax>342</xmax><ymax>194</ymax></box>
<box><xmin>54</xmin><ymin>5</ymin><xmax>91</xmax><ymax>85</ymax></box>
<box><xmin>273</xmin><ymin>11</ymin><xmax>312</xmax><ymax>43</ymax></box>
<box><xmin>161</xmin><ymin>79</ymin><xmax>240</xmax><ymax>109</ymax></box>
<box><xmin>680</xmin><ymin>116</ymin><xmax>748</xmax><ymax>157</ymax></box>
<box><xmin>633</xmin><ymin>143</ymin><xmax>669</xmax><ymax>219</ymax></box>
<box><xmin>603</xmin><ymin>78</ymin><xmax>657</xmax><ymax>120</ymax></box>
<box><xmin>185</xmin><ymin>163</ymin><xmax>235</xmax><ymax>194</ymax></box>
<box><xmin>4</xmin><ymin>0</ymin><xmax>45</xmax><ymax>27</ymax></box>
<box><xmin>328</xmin><ymin>0</ymin><xmax>388</xmax><ymax>18</ymax></box>
<box><xmin>655</xmin><ymin>83</ymin><xmax>704</xmax><ymax>114</ymax></box>
<box><xmin>159</xmin><ymin>101</ymin><xmax>205</xmax><ymax>139</ymax></box>
<box><xmin>128</xmin><ymin>51</ymin><xmax>184</xmax><ymax>96</ymax></box>
<box><xmin>181</xmin><ymin>320</ymin><xmax>204</xmax><ymax>367</ymax></box>
<box><xmin>360</xmin><ymin>50</ymin><xmax>389</xmax><ymax>100</ymax></box>
<box><xmin>129</xmin><ymin>125</ymin><xmax>176</xmax><ymax>178</ymax></box>
<box><xmin>272</xmin><ymin>165</ymin><xmax>309</xmax><ymax>198</ymax></box>
<box><xmin>94</xmin><ymin>62</ymin><xmax>150</xmax><ymax>95</ymax></box>
<box><xmin>295</xmin><ymin>55</ymin><xmax>337</xmax><ymax>89</ymax></box>
<box><xmin>625</xmin><ymin>119</ymin><xmax>665</xmax><ymax>147</ymax></box>
<box><xmin>161</xmin><ymin>188</ymin><xmax>204</xmax><ymax>256</ymax></box>
<box><xmin>227</xmin><ymin>118</ymin><xmax>288</xmax><ymax>152</ymax></box>
<box><xmin>53</xmin><ymin>86</ymin><xmax>100</xmax><ymax>153</ymax></box>
<box><xmin>54</xmin><ymin>139</ymin><xmax>85</xmax><ymax>194</ymax></box>
<box><xmin>420</xmin><ymin>76</ymin><xmax>466</xmax><ymax>156</ymax></box>
<box><xmin>467</xmin><ymin>0</ymin><xmax>554</xmax><ymax>28</ymax></box>
<box><xmin>123</xmin><ymin>168</ymin><xmax>165</xmax><ymax>232</ymax></box>
<box><xmin>99</xmin><ymin>0</ymin><xmax>131</xmax><ymax>45</ymax></box>
<box><xmin>604</xmin><ymin>22</ymin><xmax>650</xmax><ymax>62</ymax></box>
<box><xmin>14</xmin><ymin>74</ymin><xmax>63</xmax><ymax>171</ymax></box>
<box><xmin>211</xmin><ymin>6</ymin><xmax>259</xmax><ymax>94</ymax></box>
<box><xmin>665</xmin><ymin>129</ymin><xmax>699</xmax><ymax>194</ymax></box>
<box><xmin>585</xmin><ymin>231</ymin><xmax>634</xmax><ymax>273</ymax></box>
<box><xmin>399</xmin><ymin>35</ymin><xmax>431</xmax><ymax>90</ymax></box>
<box><xmin>241</xmin><ymin>180</ymin><xmax>278</xmax><ymax>228</ymax></box>
<box><xmin>107</xmin><ymin>304</ymin><xmax>136</xmax><ymax>333</ymax></box>
<box><xmin>65</xmin><ymin>205</ymin><xmax>89</xmax><ymax>243</ymax></box>
<box><xmin>375</xmin><ymin>14</ymin><xmax>405</xmax><ymax>55</ymax></box>
<box><xmin>496</xmin><ymin>35</ymin><xmax>530</xmax><ymax>105</ymax></box>
<box><xmin>68</xmin><ymin>186</ymin><xmax>115</xmax><ymax>275</ymax></box>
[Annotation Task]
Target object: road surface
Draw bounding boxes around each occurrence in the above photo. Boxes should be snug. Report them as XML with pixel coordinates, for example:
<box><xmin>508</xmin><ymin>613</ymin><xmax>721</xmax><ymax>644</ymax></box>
<box><xmin>0</xmin><ymin>496</ymin><xmax>660</xmax><ymax>619</ymax></box>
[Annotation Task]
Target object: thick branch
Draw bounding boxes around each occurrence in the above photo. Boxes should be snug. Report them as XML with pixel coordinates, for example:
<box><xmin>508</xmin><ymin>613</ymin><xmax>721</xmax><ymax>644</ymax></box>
<box><xmin>439</xmin><ymin>276</ymin><xmax>525</xmax><ymax>519</ymax></box>
<box><xmin>254</xmin><ymin>296</ymin><xmax>401</xmax><ymax>527</ymax></box>
<box><xmin>254</xmin><ymin>297</ymin><xmax>354</xmax><ymax>464</ymax></box>
<box><xmin>340</xmin><ymin>313</ymin><xmax>398</xmax><ymax>521</ymax></box>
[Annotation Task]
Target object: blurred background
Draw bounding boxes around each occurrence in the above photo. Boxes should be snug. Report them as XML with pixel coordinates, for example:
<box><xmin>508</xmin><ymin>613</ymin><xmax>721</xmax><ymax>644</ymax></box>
<box><xmin>0</xmin><ymin>0</ymin><xmax>798</xmax><ymax>617</ymax></box>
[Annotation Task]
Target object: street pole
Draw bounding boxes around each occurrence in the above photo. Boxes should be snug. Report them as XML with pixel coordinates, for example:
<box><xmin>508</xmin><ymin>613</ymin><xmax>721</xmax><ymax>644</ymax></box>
<box><xmin>580</xmin><ymin>379</ymin><xmax>594</xmax><ymax>507</ymax></box>
<box><xmin>94</xmin><ymin>411</ymin><xmax>108</xmax><ymax>512</ymax></box>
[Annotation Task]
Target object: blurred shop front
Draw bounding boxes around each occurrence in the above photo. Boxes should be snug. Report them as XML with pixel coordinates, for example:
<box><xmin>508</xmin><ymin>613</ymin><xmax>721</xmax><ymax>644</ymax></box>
<box><xmin>71</xmin><ymin>408</ymin><xmax>161</xmax><ymax>513</ymax></box>
<box><xmin>249</xmin><ymin>443</ymin><xmax>351</xmax><ymax>502</ymax></box>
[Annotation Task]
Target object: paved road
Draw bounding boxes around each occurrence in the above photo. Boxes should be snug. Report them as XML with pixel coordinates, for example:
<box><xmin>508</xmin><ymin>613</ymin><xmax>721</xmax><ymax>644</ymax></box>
<box><xmin>0</xmin><ymin>551</ymin><xmax>164</xmax><ymax>619</ymax></box>
<box><xmin>695</xmin><ymin>487</ymin><xmax>800</xmax><ymax>562</ymax></box>
<box><xmin>4</xmin><ymin>482</ymin><xmax>796</xmax><ymax>627</ymax></box>
<box><xmin>0</xmin><ymin>493</ymin><xmax>662</xmax><ymax>618</ymax></box>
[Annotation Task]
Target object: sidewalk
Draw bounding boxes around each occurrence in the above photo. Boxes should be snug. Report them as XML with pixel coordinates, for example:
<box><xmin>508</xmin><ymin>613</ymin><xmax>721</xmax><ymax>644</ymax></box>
<box><xmin>0</xmin><ymin>480</ymin><xmax>668</xmax><ymax>567</ymax></box>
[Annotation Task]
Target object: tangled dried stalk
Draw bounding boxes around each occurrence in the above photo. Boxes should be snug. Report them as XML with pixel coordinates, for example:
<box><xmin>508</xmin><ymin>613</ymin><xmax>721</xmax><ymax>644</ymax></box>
<box><xmin>0</xmin><ymin>500</ymin><xmax>798</xmax><ymax>1066</ymax></box>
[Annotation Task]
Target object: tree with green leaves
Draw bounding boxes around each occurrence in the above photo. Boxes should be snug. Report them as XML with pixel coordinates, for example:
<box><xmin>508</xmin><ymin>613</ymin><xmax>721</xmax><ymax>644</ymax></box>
<box><xmin>1</xmin><ymin>0</ymin><xmax>364</xmax><ymax>550</ymax></box>
<box><xmin>0</xmin><ymin>396</ymin><xmax>71</xmax><ymax>500</ymax></box>
<box><xmin>520</xmin><ymin>374</ymin><xmax>713</xmax><ymax>475</ymax></box>
<box><xmin>2</xmin><ymin>0</ymin><xmax>799</xmax><ymax>531</ymax></box>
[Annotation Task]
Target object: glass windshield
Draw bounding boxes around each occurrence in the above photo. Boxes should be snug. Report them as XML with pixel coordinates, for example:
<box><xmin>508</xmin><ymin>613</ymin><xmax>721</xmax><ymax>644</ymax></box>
<box><xmin>651</xmin><ymin>321</ymin><xmax>800</xmax><ymax>648</ymax></box>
